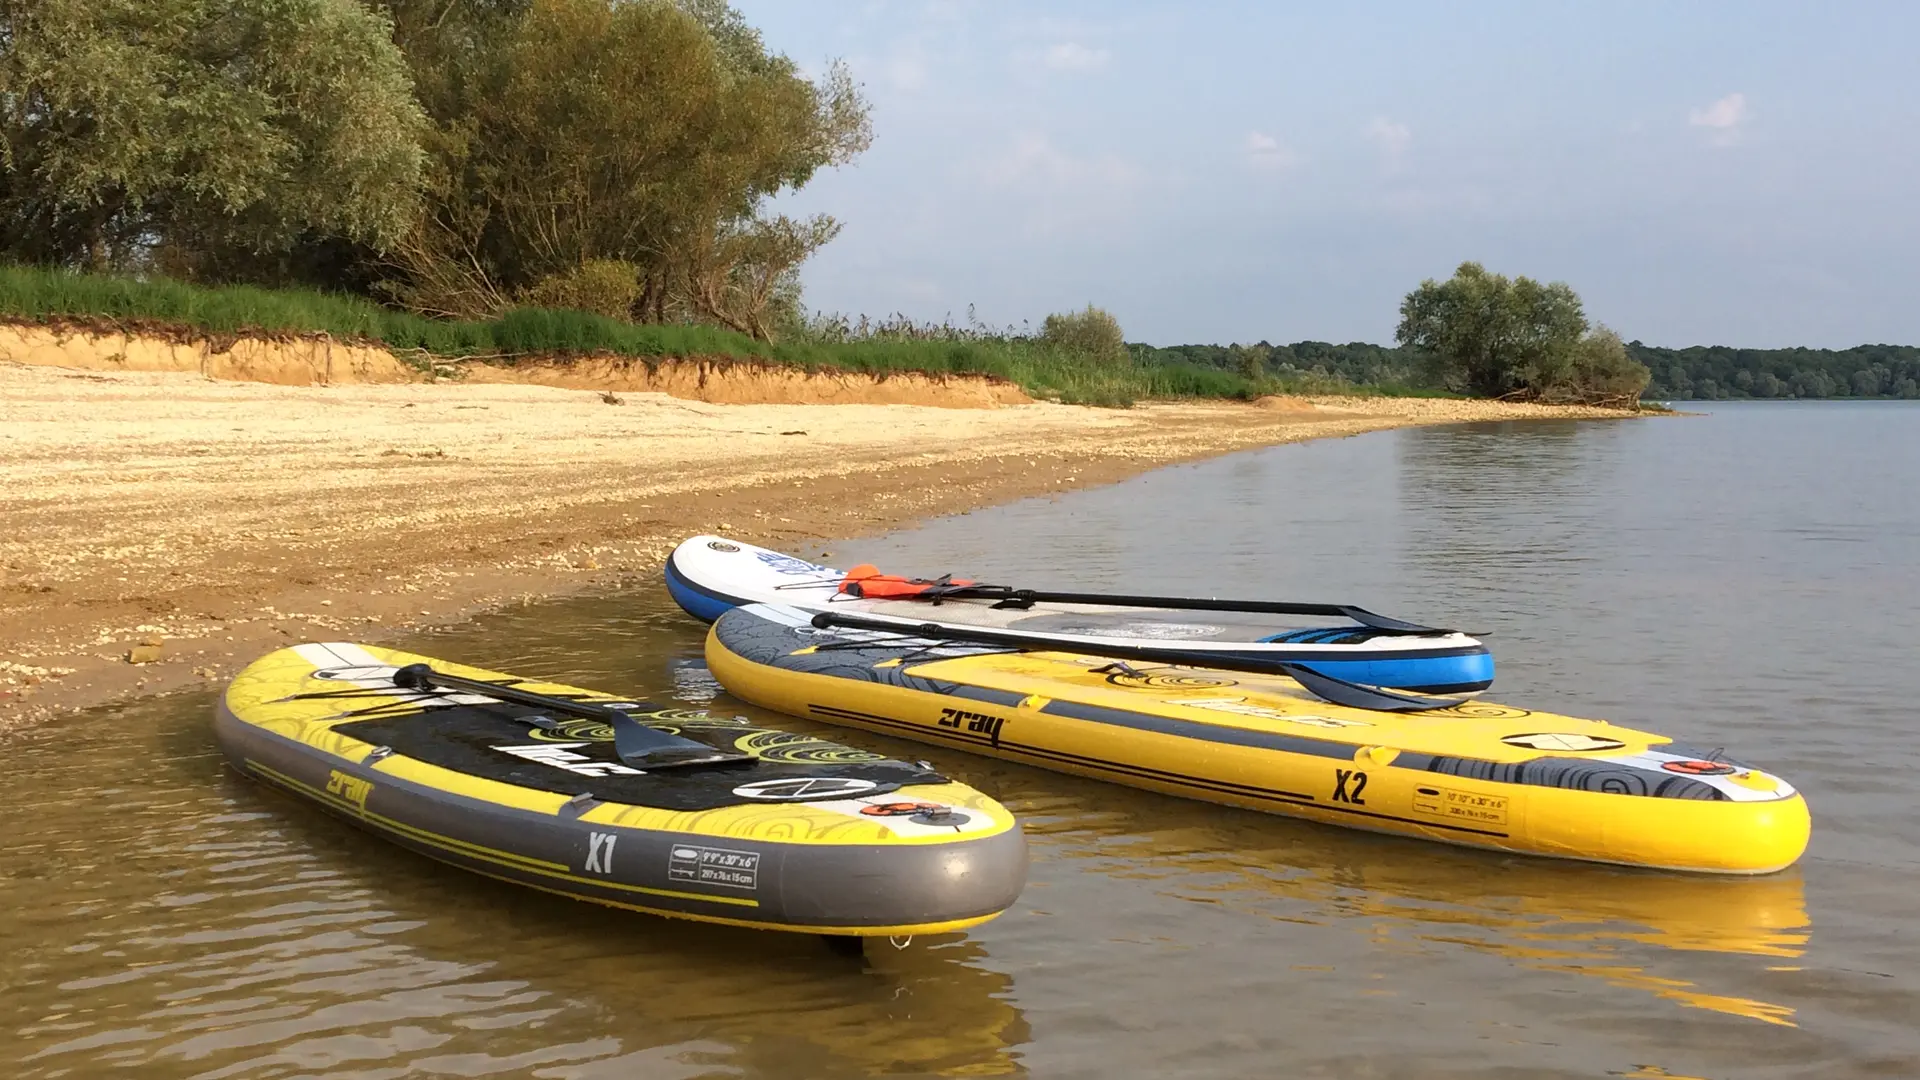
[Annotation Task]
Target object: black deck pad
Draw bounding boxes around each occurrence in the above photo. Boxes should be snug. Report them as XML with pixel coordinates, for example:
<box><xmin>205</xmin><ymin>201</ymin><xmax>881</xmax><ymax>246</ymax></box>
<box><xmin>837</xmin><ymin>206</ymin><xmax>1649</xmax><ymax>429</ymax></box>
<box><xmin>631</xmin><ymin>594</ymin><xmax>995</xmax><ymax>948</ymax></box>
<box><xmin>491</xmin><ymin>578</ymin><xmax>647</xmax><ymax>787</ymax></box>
<box><xmin>335</xmin><ymin>702</ymin><xmax>946</xmax><ymax>811</ymax></box>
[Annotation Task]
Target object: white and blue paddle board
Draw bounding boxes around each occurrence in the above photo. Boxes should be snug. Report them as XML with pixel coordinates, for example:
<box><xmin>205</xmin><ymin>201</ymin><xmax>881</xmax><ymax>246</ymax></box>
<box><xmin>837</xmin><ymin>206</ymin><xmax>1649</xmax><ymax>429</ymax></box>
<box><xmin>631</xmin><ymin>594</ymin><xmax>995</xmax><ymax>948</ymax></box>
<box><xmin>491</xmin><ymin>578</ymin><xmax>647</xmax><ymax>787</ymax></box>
<box><xmin>666</xmin><ymin>536</ymin><xmax>1494</xmax><ymax>697</ymax></box>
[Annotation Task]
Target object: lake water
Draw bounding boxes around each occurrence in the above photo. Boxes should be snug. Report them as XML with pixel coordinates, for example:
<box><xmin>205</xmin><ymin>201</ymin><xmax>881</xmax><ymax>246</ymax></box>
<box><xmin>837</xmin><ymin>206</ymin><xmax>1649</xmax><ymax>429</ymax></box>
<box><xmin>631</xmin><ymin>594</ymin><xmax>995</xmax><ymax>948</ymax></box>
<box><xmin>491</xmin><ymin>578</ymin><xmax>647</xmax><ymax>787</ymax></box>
<box><xmin>5</xmin><ymin>401</ymin><xmax>1916</xmax><ymax>1078</ymax></box>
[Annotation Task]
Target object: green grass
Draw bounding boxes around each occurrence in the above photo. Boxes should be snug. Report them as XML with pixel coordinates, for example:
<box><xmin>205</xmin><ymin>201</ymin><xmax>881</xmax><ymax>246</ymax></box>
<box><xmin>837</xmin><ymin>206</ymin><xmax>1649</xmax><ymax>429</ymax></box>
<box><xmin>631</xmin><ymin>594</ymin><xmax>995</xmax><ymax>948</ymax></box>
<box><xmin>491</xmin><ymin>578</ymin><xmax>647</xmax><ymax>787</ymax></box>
<box><xmin>0</xmin><ymin>263</ymin><xmax>742</xmax><ymax>360</ymax></box>
<box><xmin>0</xmin><ymin>263</ymin><xmax>1331</xmax><ymax>406</ymax></box>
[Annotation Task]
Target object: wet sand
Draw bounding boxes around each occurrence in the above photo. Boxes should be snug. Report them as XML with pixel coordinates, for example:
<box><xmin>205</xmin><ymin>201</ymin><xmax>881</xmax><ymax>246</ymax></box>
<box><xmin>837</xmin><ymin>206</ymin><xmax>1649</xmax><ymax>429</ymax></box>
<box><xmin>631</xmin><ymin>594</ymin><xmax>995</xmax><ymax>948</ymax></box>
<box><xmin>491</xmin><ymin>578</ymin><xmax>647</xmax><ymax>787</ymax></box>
<box><xmin>0</xmin><ymin>361</ymin><xmax>1635</xmax><ymax>727</ymax></box>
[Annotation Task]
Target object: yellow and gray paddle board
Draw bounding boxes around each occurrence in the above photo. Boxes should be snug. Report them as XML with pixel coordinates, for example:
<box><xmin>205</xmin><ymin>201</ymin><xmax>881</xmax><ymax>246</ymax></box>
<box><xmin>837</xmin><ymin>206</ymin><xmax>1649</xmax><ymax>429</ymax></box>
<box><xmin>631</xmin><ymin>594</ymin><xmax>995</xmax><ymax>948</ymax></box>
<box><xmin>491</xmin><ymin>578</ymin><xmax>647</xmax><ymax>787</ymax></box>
<box><xmin>216</xmin><ymin>642</ymin><xmax>1027</xmax><ymax>936</ymax></box>
<box><xmin>707</xmin><ymin>605</ymin><xmax>1809</xmax><ymax>874</ymax></box>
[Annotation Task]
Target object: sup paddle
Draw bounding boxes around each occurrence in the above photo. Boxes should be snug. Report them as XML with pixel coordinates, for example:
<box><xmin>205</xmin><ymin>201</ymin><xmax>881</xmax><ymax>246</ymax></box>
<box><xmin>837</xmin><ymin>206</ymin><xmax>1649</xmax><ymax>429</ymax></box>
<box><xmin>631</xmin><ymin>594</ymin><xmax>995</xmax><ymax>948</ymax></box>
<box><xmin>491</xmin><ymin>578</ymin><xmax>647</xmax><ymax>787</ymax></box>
<box><xmin>836</xmin><ymin>572</ymin><xmax>1449</xmax><ymax>635</ymax></box>
<box><xmin>391</xmin><ymin>663</ymin><xmax>753</xmax><ymax>770</ymax></box>
<box><xmin>806</xmin><ymin>612</ymin><xmax>1461</xmax><ymax>713</ymax></box>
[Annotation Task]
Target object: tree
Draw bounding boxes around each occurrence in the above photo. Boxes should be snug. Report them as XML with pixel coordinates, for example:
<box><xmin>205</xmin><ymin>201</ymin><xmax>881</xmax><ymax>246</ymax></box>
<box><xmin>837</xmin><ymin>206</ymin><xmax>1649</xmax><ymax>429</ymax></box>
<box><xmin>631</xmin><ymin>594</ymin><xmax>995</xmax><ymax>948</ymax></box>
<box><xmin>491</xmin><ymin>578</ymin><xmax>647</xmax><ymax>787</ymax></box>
<box><xmin>1233</xmin><ymin>342</ymin><xmax>1266</xmax><ymax>382</ymax></box>
<box><xmin>1395</xmin><ymin>262</ymin><xmax>1586</xmax><ymax>397</ymax></box>
<box><xmin>0</xmin><ymin>0</ymin><xmax>426</xmax><ymax>273</ymax></box>
<box><xmin>680</xmin><ymin>213</ymin><xmax>841</xmax><ymax>340</ymax></box>
<box><xmin>1041</xmin><ymin>305</ymin><xmax>1129</xmax><ymax>366</ymax></box>
<box><xmin>1559</xmin><ymin>325</ymin><xmax>1651</xmax><ymax>405</ymax></box>
<box><xmin>383</xmin><ymin>0</ymin><xmax>869</xmax><ymax>336</ymax></box>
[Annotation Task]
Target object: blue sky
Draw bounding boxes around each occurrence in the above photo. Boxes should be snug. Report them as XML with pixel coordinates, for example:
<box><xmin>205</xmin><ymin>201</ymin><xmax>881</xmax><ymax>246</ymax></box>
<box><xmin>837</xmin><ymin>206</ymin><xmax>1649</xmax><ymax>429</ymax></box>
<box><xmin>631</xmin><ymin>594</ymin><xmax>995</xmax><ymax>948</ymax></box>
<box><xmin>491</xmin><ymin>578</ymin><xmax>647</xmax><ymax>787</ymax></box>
<box><xmin>733</xmin><ymin>1</ymin><xmax>1919</xmax><ymax>348</ymax></box>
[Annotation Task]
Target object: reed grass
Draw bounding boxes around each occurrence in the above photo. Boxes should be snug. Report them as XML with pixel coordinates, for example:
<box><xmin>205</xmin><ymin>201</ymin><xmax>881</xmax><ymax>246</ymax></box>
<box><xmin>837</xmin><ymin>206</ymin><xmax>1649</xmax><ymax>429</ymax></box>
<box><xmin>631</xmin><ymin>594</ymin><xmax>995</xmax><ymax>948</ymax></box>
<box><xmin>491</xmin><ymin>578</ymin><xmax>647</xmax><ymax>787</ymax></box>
<box><xmin>0</xmin><ymin>264</ymin><xmax>1297</xmax><ymax>406</ymax></box>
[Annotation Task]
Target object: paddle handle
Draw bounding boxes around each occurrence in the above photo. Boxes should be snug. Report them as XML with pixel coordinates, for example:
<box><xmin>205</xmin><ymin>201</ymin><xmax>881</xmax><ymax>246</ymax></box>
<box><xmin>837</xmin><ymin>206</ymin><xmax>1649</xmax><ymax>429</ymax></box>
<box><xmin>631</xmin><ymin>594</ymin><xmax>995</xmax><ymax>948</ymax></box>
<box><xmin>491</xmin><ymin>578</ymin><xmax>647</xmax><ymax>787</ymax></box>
<box><xmin>393</xmin><ymin>663</ymin><xmax>628</xmax><ymax>723</ymax></box>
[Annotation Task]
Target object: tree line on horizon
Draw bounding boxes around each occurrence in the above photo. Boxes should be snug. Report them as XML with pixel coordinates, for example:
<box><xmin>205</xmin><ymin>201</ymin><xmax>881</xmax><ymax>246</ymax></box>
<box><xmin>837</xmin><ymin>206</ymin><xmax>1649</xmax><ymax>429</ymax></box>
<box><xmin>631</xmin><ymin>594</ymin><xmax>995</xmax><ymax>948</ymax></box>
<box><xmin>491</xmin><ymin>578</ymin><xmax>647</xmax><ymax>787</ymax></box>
<box><xmin>1130</xmin><ymin>262</ymin><xmax>1651</xmax><ymax>406</ymax></box>
<box><xmin>1134</xmin><ymin>261</ymin><xmax>1920</xmax><ymax>402</ymax></box>
<box><xmin>1135</xmin><ymin>336</ymin><xmax>1920</xmax><ymax>402</ymax></box>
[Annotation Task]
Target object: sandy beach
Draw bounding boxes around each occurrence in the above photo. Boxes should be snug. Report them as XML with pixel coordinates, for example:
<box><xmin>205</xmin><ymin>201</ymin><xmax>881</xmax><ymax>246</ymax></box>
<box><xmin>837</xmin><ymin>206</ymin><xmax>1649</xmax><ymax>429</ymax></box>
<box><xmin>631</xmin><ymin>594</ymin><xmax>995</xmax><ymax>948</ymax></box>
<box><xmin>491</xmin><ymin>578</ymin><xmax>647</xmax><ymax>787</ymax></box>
<box><xmin>0</xmin><ymin>359</ymin><xmax>1636</xmax><ymax>727</ymax></box>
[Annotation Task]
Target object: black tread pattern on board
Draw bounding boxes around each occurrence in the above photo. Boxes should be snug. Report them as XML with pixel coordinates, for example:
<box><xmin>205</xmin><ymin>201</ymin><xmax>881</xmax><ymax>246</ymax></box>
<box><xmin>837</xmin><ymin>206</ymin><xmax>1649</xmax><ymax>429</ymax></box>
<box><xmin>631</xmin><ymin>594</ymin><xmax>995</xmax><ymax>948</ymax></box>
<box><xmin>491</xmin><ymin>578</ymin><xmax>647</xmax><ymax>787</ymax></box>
<box><xmin>1393</xmin><ymin>751</ymin><xmax>1726</xmax><ymax>800</ymax></box>
<box><xmin>334</xmin><ymin>702</ymin><xmax>943</xmax><ymax>811</ymax></box>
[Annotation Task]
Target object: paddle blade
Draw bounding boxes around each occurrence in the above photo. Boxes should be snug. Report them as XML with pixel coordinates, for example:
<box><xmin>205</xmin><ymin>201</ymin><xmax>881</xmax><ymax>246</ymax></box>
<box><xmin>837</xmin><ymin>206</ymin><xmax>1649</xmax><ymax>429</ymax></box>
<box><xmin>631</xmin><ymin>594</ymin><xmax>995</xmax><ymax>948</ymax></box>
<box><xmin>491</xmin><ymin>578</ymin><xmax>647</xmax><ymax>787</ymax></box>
<box><xmin>1277</xmin><ymin>663</ymin><xmax>1459</xmax><ymax>713</ymax></box>
<box><xmin>1332</xmin><ymin>606</ymin><xmax>1447</xmax><ymax>634</ymax></box>
<box><xmin>609</xmin><ymin>712</ymin><xmax>752</xmax><ymax>770</ymax></box>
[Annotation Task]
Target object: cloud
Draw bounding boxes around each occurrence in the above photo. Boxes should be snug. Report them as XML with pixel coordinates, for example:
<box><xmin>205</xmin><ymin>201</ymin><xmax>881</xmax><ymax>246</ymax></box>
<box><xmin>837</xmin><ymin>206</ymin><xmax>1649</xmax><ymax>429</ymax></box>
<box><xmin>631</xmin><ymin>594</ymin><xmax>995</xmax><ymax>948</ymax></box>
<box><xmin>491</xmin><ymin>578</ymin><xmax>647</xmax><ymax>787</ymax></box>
<box><xmin>1372</xmin><ymin>184</ymin><xmax>1496</xmax><ymax>218</ymax></box>
<box><xmin>882</xmin><ymin>40</ymin><xmax>930</xmax><ymax>91</ymax></box>
<box><xmin>1042</xmin><ymin>42</ymin><xmax>1110</xmax><ymax>72</ymax></box>
<box><xmin>980</xmin><ymin>132</ymin><xmax>1137</xmax><ymax>189</ymax></box>
<box><xmin>973</xmin><ymin>133</ymin><xmax>1148</xmax><ymax>235</ymax></box>
<box><xmin>894</xmin><ymin>277</ymin><xmax>944</xmax><ymax>302</ymax></box>
<box><xmin>1243</xmin><ymin>131</ymin><xmax>1297</xmax><ymax>171</ymax></box>
<box><xmin>919</xmin><ymin>0</ymin><xmax>969</xmax><ymax>21</ymax></box>
<box><xmin>1689</xmin><ymin>92</ymin><xmax>1751</xmax><ymax>147</ymax></box>
<box><xmin>1363</xmin><ymin>116</ymin><xmax>1412</xmax><ymax>162</ymax></box>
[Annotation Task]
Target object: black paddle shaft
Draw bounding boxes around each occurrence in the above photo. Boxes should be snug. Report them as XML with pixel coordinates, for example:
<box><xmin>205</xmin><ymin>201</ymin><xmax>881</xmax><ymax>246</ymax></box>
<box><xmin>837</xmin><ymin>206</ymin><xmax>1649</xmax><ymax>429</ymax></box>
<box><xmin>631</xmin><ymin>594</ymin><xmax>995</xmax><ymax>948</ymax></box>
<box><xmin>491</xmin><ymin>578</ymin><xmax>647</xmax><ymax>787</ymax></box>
<box><xmin>898</xmin><ymin>584</ymin><xmax>1449</xmax><ymax>635</ymax></box>
<box><xmin>805</xmin><ymin>612</ymin><xmax>1459</xmax><ymax>713</ymax></box>
<box><xmin>391</xmin><ymin>663</ymin><xmax>753</xmax><ymax>770</ymax></box>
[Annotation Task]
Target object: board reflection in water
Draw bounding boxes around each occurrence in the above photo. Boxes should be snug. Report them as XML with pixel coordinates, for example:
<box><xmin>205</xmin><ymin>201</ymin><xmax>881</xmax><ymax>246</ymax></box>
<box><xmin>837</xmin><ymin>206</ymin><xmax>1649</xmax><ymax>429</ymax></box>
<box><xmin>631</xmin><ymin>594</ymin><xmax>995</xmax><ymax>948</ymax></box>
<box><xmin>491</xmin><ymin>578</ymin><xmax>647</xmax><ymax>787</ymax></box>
<box><xmin>1005</xmin><ymin>764</ymin><xmax>1809</xmax><ymax>1027</ymax></box>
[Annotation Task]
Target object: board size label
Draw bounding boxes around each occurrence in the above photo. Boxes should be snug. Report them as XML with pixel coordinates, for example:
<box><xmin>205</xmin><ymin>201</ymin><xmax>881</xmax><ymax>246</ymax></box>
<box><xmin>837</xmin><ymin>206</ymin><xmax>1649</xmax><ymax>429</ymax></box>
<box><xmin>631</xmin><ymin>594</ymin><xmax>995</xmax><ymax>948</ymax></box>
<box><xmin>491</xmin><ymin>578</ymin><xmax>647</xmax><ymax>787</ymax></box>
<box><xmin>1412</xmin><ymin>785</ymin><xmax>1508</xmax><ymax>826</ymax></box>
<box><xmin>667</xmin><ymin>844</ymin><xmax>761</xmax><ymax>890</ymax></box>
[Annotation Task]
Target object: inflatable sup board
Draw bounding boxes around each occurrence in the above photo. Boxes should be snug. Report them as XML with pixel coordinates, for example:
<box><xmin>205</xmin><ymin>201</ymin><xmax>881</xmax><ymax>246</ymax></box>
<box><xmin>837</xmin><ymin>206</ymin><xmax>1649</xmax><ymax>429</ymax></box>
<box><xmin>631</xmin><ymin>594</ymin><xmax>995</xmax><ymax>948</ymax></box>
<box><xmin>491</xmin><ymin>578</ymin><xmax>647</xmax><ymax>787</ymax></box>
<box><xmin>216</xmin><ymin>642</ymin><xmax>1028</xmax><ymax>936</ymax></box>
<box><xmin>706</xmin><ymin>604</ymin><xmax>1809</xmax><ymax>874</ymax></box>
<box><xmin>667</xmin><ymin>535</ymin><xmax>1494</xmax><ymax>696</ymax></box>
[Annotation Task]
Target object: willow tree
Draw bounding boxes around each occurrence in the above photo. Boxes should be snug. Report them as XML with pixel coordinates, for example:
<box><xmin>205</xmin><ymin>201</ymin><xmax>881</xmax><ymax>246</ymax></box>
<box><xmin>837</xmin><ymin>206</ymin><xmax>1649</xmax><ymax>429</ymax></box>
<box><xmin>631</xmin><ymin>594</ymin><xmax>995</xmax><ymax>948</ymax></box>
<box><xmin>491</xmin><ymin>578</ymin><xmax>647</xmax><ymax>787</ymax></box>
<box><xmin>386</xmin><ymin>0</ymin><xmax>870</xmax><ymax>337</ymax></box>
<box><xmin>0</xmin><ymin>0</ymin><xmax>426</xmax><ymax>275</ymax></box>
<box><xmin>1397</xmin><ymin>262</ymin><xmax>1650</xmax><ymax>403</ymax></box>
<box><xmin>1566</xmin><ymin>325</ymin><xmax>1652</xmax><ymax>404</ymax></box>
<box><xmin>1397</xmin><ymin>262</ymin><xmax>1586</xmax><ymax>397</ymax></box>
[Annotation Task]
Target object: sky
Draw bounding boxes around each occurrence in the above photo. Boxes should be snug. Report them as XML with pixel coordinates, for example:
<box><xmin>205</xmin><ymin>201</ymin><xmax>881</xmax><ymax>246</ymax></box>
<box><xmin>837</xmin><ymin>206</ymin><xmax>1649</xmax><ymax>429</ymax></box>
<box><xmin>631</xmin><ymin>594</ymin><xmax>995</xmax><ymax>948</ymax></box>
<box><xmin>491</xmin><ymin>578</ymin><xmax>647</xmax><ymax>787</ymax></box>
<box><xmin>730</xmin><ymin>0</ymin><xmax>1920</xmax><ymax>349</ymax></box>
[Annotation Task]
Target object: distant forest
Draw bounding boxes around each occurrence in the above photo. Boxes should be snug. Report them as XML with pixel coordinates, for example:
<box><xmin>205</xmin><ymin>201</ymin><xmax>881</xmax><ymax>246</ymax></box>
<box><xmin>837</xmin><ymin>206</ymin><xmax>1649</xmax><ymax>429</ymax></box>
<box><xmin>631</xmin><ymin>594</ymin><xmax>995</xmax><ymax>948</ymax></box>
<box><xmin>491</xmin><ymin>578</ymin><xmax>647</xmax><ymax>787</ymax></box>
<box><xmin>1627</xmin><ymin>344</ymin><xmax>1920</xmax><ymax>400</ymax></box>
<box><xmin>1128</xmin><ymin>341</ymin><xmax>1430</xmax><ymax>394</ymax></box>
<box><xmin>1131</xmin><ymin>341</ymin><xmax>1920</xmax><ymax>400</ymax></box>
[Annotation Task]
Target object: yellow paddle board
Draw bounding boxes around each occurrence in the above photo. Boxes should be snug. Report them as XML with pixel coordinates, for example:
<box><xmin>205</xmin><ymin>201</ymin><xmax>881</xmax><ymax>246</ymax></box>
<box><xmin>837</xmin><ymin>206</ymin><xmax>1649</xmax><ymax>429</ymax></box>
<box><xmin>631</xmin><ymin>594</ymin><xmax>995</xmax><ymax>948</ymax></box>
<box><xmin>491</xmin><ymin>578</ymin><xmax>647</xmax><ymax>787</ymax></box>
<box><xmin>218</xmin><ymin>642</ymin><xmax>1028</xmax><ymax>935</ymax></box>
<box><xmin>707</xmin><ymin>605</ymin><xmax>1809</xmax><ymax>874</ymax></box>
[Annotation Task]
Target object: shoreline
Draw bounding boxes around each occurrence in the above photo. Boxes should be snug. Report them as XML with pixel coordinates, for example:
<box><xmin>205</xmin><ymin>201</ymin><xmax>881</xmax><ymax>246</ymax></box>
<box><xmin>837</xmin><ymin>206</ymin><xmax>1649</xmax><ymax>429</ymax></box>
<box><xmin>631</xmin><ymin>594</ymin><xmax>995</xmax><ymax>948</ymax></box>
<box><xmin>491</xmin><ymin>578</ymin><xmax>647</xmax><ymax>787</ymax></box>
<box><xmin>0</xmin><ymin>361</ymin><xmax>1639</xmax><ymax>729</ymax></box>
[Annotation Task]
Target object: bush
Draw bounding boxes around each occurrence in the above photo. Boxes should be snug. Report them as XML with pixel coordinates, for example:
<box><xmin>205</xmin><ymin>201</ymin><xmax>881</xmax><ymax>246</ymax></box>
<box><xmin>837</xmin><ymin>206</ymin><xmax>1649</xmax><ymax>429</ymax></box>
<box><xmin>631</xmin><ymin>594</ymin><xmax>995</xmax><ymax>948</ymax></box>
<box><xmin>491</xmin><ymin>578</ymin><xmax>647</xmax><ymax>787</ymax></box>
<box><xmin>1041</xmin><ymin>305</ymin><xmax>1129</xmax><ymax>367</ymax></box>
<box><xmin>1566</xmin><ymin>325</ymin><xmax>1651</xmax><ymax>403</ymax></box>
<box><xmin>1234</xmin><ymin>343</ymin><xmax>1265</xmax><ymax>381</ymax></box>
<box><xmin>518</xmin><ymin>260</ymin><xmax>643</xmax><ymax>320</ymax></box>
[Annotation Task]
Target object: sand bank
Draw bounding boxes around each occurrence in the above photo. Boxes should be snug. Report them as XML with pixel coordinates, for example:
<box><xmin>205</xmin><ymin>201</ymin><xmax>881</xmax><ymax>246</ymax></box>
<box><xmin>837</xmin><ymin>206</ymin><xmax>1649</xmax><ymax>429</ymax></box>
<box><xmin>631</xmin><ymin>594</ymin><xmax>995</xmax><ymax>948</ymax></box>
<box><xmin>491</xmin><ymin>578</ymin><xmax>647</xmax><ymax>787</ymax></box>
<box><xmin>0</xmin><ymin>319</ymin><xmax>1031</xmax><ymax>406</ymax></box>
<box><xmin>0</xmin><ymin>361</ymin><xmax>1635</xmax><ymax>727</ymax></box>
